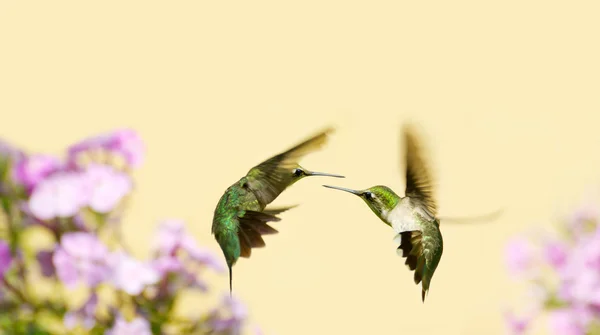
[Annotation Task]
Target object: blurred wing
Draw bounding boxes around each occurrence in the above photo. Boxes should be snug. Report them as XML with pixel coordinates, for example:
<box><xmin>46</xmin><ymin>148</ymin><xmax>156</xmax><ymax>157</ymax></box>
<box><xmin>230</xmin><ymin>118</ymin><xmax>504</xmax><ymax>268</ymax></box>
<box><xmin>402</xmin><ymin>124</ymin><xmax>437</xmax><ymax>217</ymax></box>
<box><xmin>245</xmin><ymin>127</ymin><xmax>334</xmax><ymax>206</ymax></box>
<box><xmin>237</xmin><ymin>210</ymin><xmax>281</xmax><ymax>258</ymax></box>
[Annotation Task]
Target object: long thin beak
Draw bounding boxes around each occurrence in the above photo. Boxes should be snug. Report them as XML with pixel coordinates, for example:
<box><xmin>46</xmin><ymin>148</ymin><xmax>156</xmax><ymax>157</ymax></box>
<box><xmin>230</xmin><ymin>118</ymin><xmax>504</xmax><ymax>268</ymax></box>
<box><xmin>305</xmin><ymin>170</ymin><xmax>345</xmax><ymax>178</ymax></box>
<box><xmin>322</xmin><ymin>185</ymin><xmax>360</xmax><ymax>195</ymax></box>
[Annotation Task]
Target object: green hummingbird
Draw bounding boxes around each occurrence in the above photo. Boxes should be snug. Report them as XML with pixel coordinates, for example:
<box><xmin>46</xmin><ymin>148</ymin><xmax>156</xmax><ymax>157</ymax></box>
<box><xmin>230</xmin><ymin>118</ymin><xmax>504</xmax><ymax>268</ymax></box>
<box><xmin>212</xmin><ymin>127</ymin><xmax>344</xmax><ymax>295</ymax></box>
<box><xmin>323</xmin><ymin>124</ymin><xmax>443</xmax><ymax>302</ymax></box>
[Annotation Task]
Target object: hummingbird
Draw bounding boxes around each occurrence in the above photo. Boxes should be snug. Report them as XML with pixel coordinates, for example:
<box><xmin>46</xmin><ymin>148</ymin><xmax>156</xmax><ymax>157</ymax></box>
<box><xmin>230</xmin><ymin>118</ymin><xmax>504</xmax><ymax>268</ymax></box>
<box><xmin>323</xmin><ymin>124</ymin><xmax>443</xmax><ymax>302</ymax></box>
<box><xmin>211</xmin><ymin>127</ymin><xmax>344</xmax><ymax>295</ymax></box>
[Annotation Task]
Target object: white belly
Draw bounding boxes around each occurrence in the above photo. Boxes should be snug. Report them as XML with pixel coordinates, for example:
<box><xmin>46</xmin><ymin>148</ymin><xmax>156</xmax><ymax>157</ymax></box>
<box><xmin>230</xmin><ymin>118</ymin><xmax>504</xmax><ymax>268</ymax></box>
<box><xmin>386</xmin><ymin>197</ymin><xmax>431</xmax><ymax>234</ymax></box>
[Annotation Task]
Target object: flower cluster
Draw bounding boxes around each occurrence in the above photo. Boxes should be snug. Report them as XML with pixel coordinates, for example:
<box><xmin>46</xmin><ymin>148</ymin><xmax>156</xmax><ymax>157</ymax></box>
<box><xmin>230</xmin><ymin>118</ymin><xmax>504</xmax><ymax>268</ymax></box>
<box><xmin>504</xmin><ymin>195</ymin><xmax>600</xmax><ymax>335</ymax></box>
<box><xmin>0</xmin><ymin>130</ymin><xmax>260</xmax><ymax>334</ymax></box>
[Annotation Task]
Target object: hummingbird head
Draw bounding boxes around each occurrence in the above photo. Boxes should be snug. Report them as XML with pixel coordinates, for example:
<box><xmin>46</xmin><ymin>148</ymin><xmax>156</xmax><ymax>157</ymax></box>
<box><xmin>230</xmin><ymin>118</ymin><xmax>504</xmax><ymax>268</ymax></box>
<box><xmin>287</xmin><ymin>165</ymin><xmax>344</xmax><ymax>186</ymax></box>
<box><xmin>322</xmin><ymin>184</ymin><xmax>400</xmax><ymax>220</ymax></box>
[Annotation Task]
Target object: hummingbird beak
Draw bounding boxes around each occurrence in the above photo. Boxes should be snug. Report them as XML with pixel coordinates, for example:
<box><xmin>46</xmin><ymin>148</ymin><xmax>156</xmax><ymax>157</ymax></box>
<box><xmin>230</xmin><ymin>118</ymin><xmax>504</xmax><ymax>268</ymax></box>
<box><xmin>322</xmin><ymin>185</ymin><xmax>361</xmax><ymax>195</ymax></box>
<box><xmin>305</xmin><ymin>170</ymin><xmax>345</xmax><ymax>178</ymax></box>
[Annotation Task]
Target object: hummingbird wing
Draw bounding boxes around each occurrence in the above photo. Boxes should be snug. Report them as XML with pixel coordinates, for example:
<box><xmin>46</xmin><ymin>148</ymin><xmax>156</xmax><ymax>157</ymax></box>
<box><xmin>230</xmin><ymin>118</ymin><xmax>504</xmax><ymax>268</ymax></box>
<box><xmin>262</xmin><ymin>205</ymin><xmax>299</xmax><ymax>216</ymax></box>
<box><xmin>395</xmin><ymin>228</ymin><xmax>442</xmax><ymax>302</ymax></box>
<box><xmin>237</xmin><ymin>210</ymin><xmax>281</xmax><ymax>258</ymax></box>
<box><xmin>402</xmin><ymin>124</ymin><xmax>437</xmax><ymax>217</ymax></box>
<box><xmin>245</xmin><ymin>127</ymin><xmax>334</xmax><ymax>207</ymax></box>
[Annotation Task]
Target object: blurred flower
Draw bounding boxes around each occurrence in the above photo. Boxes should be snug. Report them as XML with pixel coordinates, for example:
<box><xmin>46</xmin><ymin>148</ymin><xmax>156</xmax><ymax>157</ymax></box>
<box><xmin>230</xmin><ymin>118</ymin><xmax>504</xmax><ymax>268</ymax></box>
<box><xmin>0</xmin><ymin>241</ymin><xmax>13</xmax><ymax>276</ymax></box>
<box><xmin>0</xmin><ymin>130</ymin><xmax>261</xmax><ymax>334</ymax></box>
<box><xmin>14</xmin><ymin>154</ymin><xmax>61</xmax><ymax>192</ymax></box>
<box><xmin>154</xmin><ymin>219</ymin><xmax>188</xmax><ymax>256</ymax></box>
<box><xmin>505</xmin><ymin>235</ymin><xmax>537</xmax><ymax>278</ymax></box>
<box><xmin>548</xmin><ymin>308</ymin><xmax>589</xmax><ymax>335</ymax></box>
<box><xmin>67</xmin><ymin>128</ymin><xmax>144</xmax><ymax>169</ymax></box>
<box><xmin>106</xmin><ymin>315</ymin><xmax>152</xmax><ymax>335</ymax></box>
<box><xmin>82</xmin><ymin>164</ymin><xmax>132</xmax><ymax>213</ymax></box>
<box><xmin>111</xmin><ymin>251</ymin><xmax>160</xmax><ymax>295</ymax></box>
<box><xmin>0</xmin><ymin>138</ymin><xmax>25</xmax><ymax>163</ymax></box>
<box><xmin>154</xmin><ymin>220</ymin><xmax>224</xmax><ymax>272</ymax></box>
<box><xmin>206</xmin><ymin>295</ymin><xmax>248</xmax><ymax>335</ymax></box>
<box><xmin>64</xmin><ymin>292</ymin><xmax>98</xmax><ymax>330</ymax></box>
<box><xmin>504</xmin><ymin>311</ymin><xmax>530</xmax><ymax>335</ymax></box>
<box><xmin>543</xmin><ymin>239</ymin><xmax>569</xmax><ymax>271</ymax></box>
<box><xmin>53</xmin><ymin>233</ymin><xmax>111</xmax><ymax>288</ymax></box>
<box><xmin>105</xmin><ymin>129</ymin><xmax>145</xmax><ymax>169</ymax></box>
<box><xmin>28</xmin><ymin>171</ymin><xmax>88</xmax><ymax>220</ymax></box>
<box><xmin>151</xmin><ymin>220</ymin><xmax>225</xmax><ymax>294</ymax></box>
<box><xmin>36</xmin><ymin>249</ymin><xmax>56</xmax><ymax>277</ymax></box>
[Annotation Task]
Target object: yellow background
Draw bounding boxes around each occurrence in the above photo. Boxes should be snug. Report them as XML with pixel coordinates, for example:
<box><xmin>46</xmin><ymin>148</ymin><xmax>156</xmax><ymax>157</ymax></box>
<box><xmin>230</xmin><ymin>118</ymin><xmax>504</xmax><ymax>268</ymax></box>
<box><xmin>2</xmin><ymin>1</ymin><xmax>600</xmax><ymax>334</ymax></box>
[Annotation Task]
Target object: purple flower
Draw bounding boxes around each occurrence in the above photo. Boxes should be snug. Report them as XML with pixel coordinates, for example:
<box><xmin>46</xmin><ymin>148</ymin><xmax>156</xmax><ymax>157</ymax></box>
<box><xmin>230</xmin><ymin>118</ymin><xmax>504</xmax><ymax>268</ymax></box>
<box><xmin>106</xmin><ymin>315</ymin><xmax>152</xmax><ymax>335</ymax></box>
<box><xmin>548</xmin><ymin>308</ymin><xmax>588</xmax><ymax>335</ymax></box>
<box><xmin>505</xmin><ymin>235</ymin><xmax>537</xmax><ymax>278</ymax></box>
<box><xmin>82</xmin><ymin>164</ymin><xmax>132</xmax><ymax>213</ymax></box>
<box><xmin>154</xmin><ymin>219</ymin><xmax>224</xmax><ymax>272</ymax></box>
<box><xmin>64</xmin><ymin>292</ymin><xmax>98</xmax><ymax>330</ymax></box>
<box><xmin>543</xmin><ymin>239</ymin><xmax>569</xmax><ymax>271</ymax></box>
<box><xmin>0</xmin><ymin>241</ymin><xmax>13</xmax><ymax>276</ymax></box>
<box><xmin>36</xmin><ymin>249</ymin><xmax>56</xmax><ymax>277</ymax></box>
<box><xmin>67</xmin><ymin>129</ymin><xmax>145</xmax><ymax>169</ymax></box>
<box><xmin>14</xmin><ymin>154</ymin><xmax>61</xmax><ymax>192</ymax></box>
<box><xmin>152</xmin><ymin>255</ymin><xmax>184</xmax><ymax>275</ymax></box>
<box><xmin>28</xmin><ymin>171</ymin><xmax>88</xmax><ymax>220</ymax></box>
<box><xmin>52</xmin><ymin>233</ymin><xmax>112</xmax><ymax>288</ymax></box>
<box><xmin>0</xmin><ymin>138</ymin><xmax>25</xmax><ymax>163</ymax></box>
<box><xmin>154</xmin><ymin>219</ymin><xmax>188</xmax><ymax>255</ymax></box>
<box><xmin>105</xmin><ymin>129</ymin><xmax>145</xmax><ymax>169</ymax></box>
<box><xmin>151</xmin><ymin>220</ymin><xmax>225</xmax><ymax>293</ymax></box>
<box><xmin>110</xmin><ymin>251</ymin><xmax>160</xmax><ymax>295</ymax></box>
<box><xmin>504</xmin><ymin>311</ymin><xmax>530</xmax><ymax>334</ymax></box>
<box><xmin>207</xmin><ymin>295</ymin><xmax>248</xmax><ymax>334</ymax></box>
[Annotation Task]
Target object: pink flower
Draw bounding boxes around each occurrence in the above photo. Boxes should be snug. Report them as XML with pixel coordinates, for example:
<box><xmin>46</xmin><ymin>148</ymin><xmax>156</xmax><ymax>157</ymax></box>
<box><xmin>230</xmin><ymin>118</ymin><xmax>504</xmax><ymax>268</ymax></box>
<box><xmin>53</xmin><ymin>233</ymin><xmax>112</xmax><ymax>288</ymax></box>
<box><xmin>154</xmin><ymin>219</ymin><xmax>224</xmax><ymax>272</ymax></box>
<box><xmin>110</xmin><ymin>252</ymin><xmax>160</xmax><ymax>295</ymax></box>
<box><xmin>67</xmin><ymin>128</ymin><xmax>145</xmax><ymax>169</ymax></box>
<box><xmin>152</xmin><ymin>255</ymin><xmax>184</xmax><ymax>275</ymax></box>
<box><xmin>151</xmin><ymin>220</ymin><xmax>224</xmax><ymax>294</ymax></box>
<box><xmin>504</xmin><ymin>311</ymin><xmax>530</xmax><ymax>334</ymax></box>
<box><xmin>105</xmin><ymin>315</ymin><xmax>152</xmax><ymax>335</ymax></box>
<box><xmin>548</xmin><ymin>308</ymin><xmax>588</xmax><ymax>335</ymax></box>
<box><xmin>505</xmin><ymin>235</ymin><xmax>537</xmax><ymax>278</ymax></box>
<box><xmin>0</xmin><ymin>138</ymin><xmax>25</xmax><ymax>164</ymax></box>
<box><xmin>64</xmin><ymin>293</ymin><xmax>98</xmax><ymax>330</ymax></box>
<box><xmin>154</xmin><ymin>219</ymin><xmax>187</xmax><ymax>255</ymax></box>
<box><xmin>543</xmin><ymin>239</ymin><xmax>569</xmax><ymax>270</ymax></box>
<box><xmin>0</xmin><ymin>241</ymin><xmax>13</xmax><ymax>276</ymax></box>
<box><xmin>82</xmin><ymin>164</ymin><xmax>132</xmax><ymax>213</ymax></box>
<box><xmin>28</xmin><ymin>171</ymin><xmax>88</xmax><ymax>220</ymax></box>
<box><xmin>207</xmin><ymin>295</ymin><xmax>248</xmax><ymax>334</ymax></box>
<box><xmin>105</xmin><ymin>129</ymin><xmax>145</xmax><ymax>169</ymax></box>
<box><xmin>14</xmin><ymin>154</ymin><xmax>61</xmax><ymax>192</ymax></box>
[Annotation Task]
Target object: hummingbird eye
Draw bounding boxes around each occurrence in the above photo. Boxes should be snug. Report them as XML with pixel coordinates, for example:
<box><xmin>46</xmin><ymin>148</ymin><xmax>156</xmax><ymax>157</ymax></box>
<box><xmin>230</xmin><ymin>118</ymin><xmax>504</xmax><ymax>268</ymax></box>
<box><xmin>364</xmin><ymin>192</ymin><xmax>374</xmax><ymax>200</ymax></box>
<box><xmin>293</xmin><ymin>168</ymin><xmax>303</xmax><ymax>177</ymax></box>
